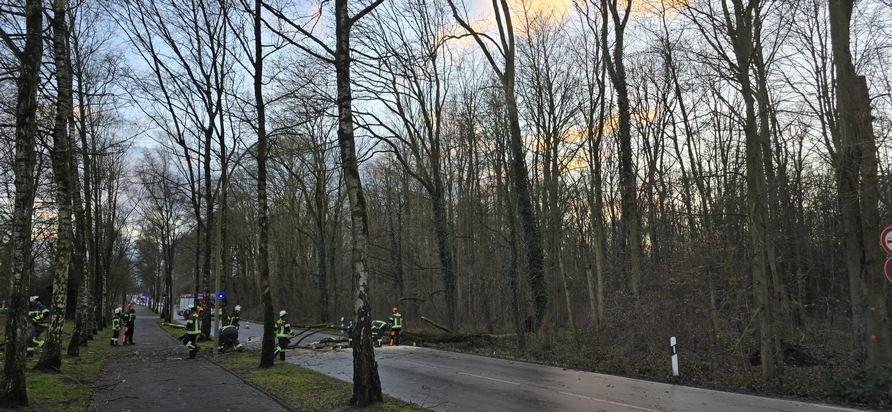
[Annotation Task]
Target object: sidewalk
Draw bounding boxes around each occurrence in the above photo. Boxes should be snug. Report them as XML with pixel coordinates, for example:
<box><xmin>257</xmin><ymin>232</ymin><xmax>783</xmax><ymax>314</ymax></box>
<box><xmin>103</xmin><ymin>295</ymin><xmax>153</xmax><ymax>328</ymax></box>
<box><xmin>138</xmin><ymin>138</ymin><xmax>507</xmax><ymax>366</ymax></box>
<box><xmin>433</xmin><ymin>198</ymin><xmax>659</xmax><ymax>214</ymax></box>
<box><xmin>88</xmin><ymin>306</ymin><xmax>290</xmax><ymax>411</ymax></box>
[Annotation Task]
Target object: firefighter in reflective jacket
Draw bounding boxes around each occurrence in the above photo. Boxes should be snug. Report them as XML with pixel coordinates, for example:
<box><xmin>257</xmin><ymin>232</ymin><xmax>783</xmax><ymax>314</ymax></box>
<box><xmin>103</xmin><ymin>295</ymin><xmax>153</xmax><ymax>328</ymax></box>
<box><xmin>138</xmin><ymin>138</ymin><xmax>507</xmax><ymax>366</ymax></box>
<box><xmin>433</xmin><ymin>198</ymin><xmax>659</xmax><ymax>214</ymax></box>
<box><xmin>183</xmin><ymin>305</ymin><xmax>202</xmax><ymax>359</ymax></box>
<box><xmin>111</xmin><ymin>307</ymin><xmax>123</xmax><ymax>346</ymax></box>
<box><xmin>217</xmin><ymin>305</ymin><xmax>244</xmax><ymax>353</ymax></box>
<box><xmin>389</xmin><ymin>306</ymin><xmax>403</xmax><ymax>346</ymax></box>
<box><xmin>122</xmin><ymin>305</ymin><xmax>136</xmax><ymax>345</ymax></box>
<box><xmin>275</xmin><ymin>310</ymin><xmax>291</xmax><ymax>361</ymax></box>
<box><xmin>371</xmin><ymin>319</ymin><xmax>389</xmax><ymax>347</ymax></box>
<box><xmin>27</xmin><ymin>296</ymin><xmax>49</xmax><ymax>357</ymax></box>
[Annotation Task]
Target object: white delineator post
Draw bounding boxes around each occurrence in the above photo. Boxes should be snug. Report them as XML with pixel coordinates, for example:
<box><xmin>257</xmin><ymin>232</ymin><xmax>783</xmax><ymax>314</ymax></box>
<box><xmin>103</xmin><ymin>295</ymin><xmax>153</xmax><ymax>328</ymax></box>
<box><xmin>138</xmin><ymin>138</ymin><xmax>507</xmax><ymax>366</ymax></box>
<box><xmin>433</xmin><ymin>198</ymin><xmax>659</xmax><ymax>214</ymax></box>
<box><xmin>671</xmin><ymin>337</ymin><xmax>679</xmax><ymax>377</ymax></box>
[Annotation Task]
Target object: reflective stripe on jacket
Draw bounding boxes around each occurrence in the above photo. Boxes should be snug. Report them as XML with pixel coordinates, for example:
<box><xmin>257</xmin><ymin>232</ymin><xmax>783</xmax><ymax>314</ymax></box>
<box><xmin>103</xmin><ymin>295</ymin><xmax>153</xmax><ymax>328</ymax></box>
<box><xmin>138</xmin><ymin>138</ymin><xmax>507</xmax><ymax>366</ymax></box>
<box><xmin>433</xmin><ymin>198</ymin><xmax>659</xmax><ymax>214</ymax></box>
<box><xmin>389</xmin><ymin>313</ymin><xmax>402</xmax><ymax>330</ymax></box>
<box><xmin>185</xmin><ymin>312</ymin><xmax>201</xmax><ymax>334</ymax></box>
<box><xmin>276</xmin><ymin>318</ymin><xmax>291</xmax><ymax>338</ymax></box>
<box><xmin>221</xmin><ymin>312</ymin><xmax>240</xmax><ymax>330</ymax></box>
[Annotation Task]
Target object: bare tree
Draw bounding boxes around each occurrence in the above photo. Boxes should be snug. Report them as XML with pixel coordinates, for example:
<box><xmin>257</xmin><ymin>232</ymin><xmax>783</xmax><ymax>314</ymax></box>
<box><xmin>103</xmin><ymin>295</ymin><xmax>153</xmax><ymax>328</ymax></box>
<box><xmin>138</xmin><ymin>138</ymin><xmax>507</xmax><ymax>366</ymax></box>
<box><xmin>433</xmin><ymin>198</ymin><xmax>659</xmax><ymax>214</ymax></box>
<box><xmin>515</xmin><ymin>9</ymin><xmax>584</xmax><ymax>345</ymax></box>
<box><xmin>596</xmin><ymin>0</ymin><xmax>644</xmax><ymax>297</ymax></box>
<box><xmin>355</xmin><ymin>0</ymin><xmax>460</xmax><ymax>328</ymax></box>
<box><xmin>0</xmin><ymin>0</ymin><xmax>43</xmax><ymax>406</ymax></box>
<box><xmin>828</xmin><ymin>0</ymin><xmax>892</xmax><ymax>368</ymax></box>
<box><xmin>683</xmin><ymin>0</ymin><xmax>780</xmax><ymax>381</ymax></box>
<box><xmin>446</xmin><ymin>0</ymin><xmax>549</xmax><ymax>340</ymax></box>
<box><xmin>135</xmin><ymin>149</ymin><xmax>190</xmax><ymax>323</ymax></box>
<box><xmin>112</xmin><ymin>0</ymin><xmax>236</xmax><ymax>337</ymax></box>
<box><xmin>261</xmin><ymin>0</ymin><xmax>385</xmax><ymax>403</ymax></box>
<box><xmin>34</xmin><ymin>0</ymin><xmax>75</xmax><ymax>372</ymax></box>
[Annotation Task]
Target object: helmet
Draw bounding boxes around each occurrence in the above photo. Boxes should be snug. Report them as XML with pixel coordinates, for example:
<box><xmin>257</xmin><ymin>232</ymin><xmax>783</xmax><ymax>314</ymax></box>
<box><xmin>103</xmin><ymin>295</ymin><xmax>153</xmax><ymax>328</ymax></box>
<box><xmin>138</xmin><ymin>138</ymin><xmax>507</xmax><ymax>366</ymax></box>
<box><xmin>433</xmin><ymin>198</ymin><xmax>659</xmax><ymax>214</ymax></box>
<box><xmin>187</xmin><ymin>304</ymin><xmax>194</xmax><ymax>310</ymax></box>
<box><xmin>29</xmin><ymin>296</ymin><xmax>39</xmax><ymax>303</ymax></box>
<box><xmin>114</xmin><ymin>307</ymin><xmax>122</xmax><ymax>314</ymax></box>
<box><xmin>234</xmin><ymin>305</ymin><xmax>242</xmax><ymax>312</ymax></box>
<box><xmin>393</xmin><ymin>307</ymin><xmax>398</xmax><ymax>313</ymax></box>
<box><xmin>279</xmin><ymin>310</ymin><xmax>287</xmax><ymax>317</ymax></box>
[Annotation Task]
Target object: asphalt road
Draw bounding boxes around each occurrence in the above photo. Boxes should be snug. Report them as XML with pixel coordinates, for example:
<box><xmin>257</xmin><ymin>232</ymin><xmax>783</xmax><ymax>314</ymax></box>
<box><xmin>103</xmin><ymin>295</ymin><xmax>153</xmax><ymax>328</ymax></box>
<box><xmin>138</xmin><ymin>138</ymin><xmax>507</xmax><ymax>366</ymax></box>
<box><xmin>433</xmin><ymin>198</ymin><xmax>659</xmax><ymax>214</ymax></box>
<box><xmin>164</xmin><ymin>312</ymin><xmax>864</xmax><ymax>412</ymax></box>
<box><xmin>171</xmin><ymin>305</ymin><xmax>341</xmax><ymax>345</ymax></box>
<box><xmin>288</xmin><ymin>345</ymin><xmax>865</xmax><ymax>412</ymax></box>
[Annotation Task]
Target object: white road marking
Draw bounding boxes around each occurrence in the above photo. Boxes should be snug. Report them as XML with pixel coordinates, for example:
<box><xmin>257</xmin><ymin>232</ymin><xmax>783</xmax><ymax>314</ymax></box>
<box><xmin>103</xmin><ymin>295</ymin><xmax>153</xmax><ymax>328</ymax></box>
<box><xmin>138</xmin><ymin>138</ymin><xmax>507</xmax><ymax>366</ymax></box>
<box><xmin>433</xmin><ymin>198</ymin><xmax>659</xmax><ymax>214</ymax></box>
<box><xmin>559</xmin><ymin>391</ymin><xmax>662</xmax><ymax>412</ymax></box>
<box><xmin>458</xmin><ymin>372</ymin><xmax>521</xmax><ymax>386</ymax></box>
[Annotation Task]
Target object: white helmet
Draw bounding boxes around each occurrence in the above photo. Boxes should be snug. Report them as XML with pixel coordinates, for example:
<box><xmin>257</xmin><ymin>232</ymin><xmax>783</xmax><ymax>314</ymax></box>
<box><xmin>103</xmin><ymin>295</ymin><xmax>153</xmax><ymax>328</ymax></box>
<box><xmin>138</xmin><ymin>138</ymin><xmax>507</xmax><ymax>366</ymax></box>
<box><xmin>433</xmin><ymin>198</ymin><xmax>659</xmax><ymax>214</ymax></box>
<box><xmin>234</xmin><ymin>305</ymin><xmax>242</xmax><ymax>312</ymax></box>
<box><xmin>279</xmin><ymin>310</ymin><xmax>287</xmax><ymax>317</ymax></box>
<box><xmin>187</xmin><ymin>304</ymin><xmax>195</xmax><ymax>311</ymax></box>
<box><xmin>29</xmin><ymin>296</ymin><xmax>39</xmax><ymax>303</ymax></box>
<box><xmin>114</xmin><ymin>307</ymin><xmax>122</xmax><ymax>314</ymax></box>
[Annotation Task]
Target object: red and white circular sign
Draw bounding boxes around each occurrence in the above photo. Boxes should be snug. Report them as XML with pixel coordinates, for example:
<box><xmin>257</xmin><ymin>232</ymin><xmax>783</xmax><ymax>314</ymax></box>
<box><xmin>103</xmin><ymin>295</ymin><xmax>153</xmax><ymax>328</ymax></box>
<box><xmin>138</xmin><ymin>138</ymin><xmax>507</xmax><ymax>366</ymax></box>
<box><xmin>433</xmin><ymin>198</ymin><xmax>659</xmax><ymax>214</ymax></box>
<box><xmin>885</xmin><ymin>257</ymin><xmax>892</xmax><ymax>284</ymax></box>
<box><xmin>883</xmin><ymin>226</ymin><xmax>892</xmax><ymax>255</ymax></box>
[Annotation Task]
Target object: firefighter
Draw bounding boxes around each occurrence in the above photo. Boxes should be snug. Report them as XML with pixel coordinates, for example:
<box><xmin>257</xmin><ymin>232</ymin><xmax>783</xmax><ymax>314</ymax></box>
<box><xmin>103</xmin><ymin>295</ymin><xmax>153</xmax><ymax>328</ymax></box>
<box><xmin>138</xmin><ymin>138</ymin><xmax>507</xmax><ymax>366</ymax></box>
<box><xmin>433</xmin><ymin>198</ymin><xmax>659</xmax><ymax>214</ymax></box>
<box><xmin>123</xmin><ymin>304</ymin><xmax>136</xmax><ymax>345</ymax></box>
<box><xmin>371</xmin><ymin>319</ymin><xmax>390</xmax><ymax>347</ymax></box>
<box><xmin>217</xmin><ymin>304</ymin><xmax>244</xmax><ymax>353</ymax></box>
<box><xmin>389</xmin><ymin>306</ymin><xmax>403</xmax><ymax>346</ymax></box>
<box><xmin>274</xmin><ymin>310</ymin><xmax>292</xmax><ymax>361</ymax></box>
<box><xmin>341</xmin><ymin>316</ymin><xmax>354</xmax><ymax>347</ymax></box>
<box><xmin>111</xmin><ymin>307</ymin><xmax>123</xmax><ymax>346</ymax></box>
<box><xmin>183</xmin><ymin>304</ymin><xmax>202</xmax><ymax>359</ymax></box>
<box><xmin>26</xmin><ymin>296</ymin><xmax>49</xmax><ymax>357</ymax></box>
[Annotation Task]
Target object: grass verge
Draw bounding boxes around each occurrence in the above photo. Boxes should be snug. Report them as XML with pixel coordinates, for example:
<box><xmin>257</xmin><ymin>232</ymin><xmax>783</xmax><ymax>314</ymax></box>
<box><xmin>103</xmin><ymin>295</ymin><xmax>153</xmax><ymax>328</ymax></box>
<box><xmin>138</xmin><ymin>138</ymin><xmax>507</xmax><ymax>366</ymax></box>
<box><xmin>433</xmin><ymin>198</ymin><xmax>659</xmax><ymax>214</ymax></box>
<box><xmin>156</xmin><ymin>320</ymin><xmax>428</xmax><ymax>411</ymax></box>
<box><xmin>0</xmin><ymin>313</ymin><xmax>113</xmax><ymax>412</ymax></box>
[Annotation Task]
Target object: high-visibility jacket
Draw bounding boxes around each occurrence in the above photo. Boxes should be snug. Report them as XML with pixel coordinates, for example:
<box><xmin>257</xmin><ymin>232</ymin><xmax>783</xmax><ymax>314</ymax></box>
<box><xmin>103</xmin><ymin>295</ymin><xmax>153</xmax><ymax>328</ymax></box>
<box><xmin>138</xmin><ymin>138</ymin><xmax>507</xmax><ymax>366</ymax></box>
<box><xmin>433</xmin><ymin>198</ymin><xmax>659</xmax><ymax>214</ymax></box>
<box><xmin>222</xmin><ymin>311</ymin><xmax>240</xmax><ymax>330</ymax></box>
<box><xmin>112</xmin><ymin>316</ymin><xmax>121</xmax><ymax>331</ymax></box>
<box><xmin>185</xmin><ymin>312</ymin><xmax>201</xmax><ymax>335</ymax></box>
<box><xmin>371</xmin><ymin>320</ymin><xmax>389</xmax><ymax>335</ymax></box>
<box><xmin>126</xmin><ymin>309</ymin><xmax>136</xmax><ymax>325</ymax></box>
<box><xmin>28</xmin><ymin>303</ymin><xmax>49</xmax><ymax>327</ymax></box>
<box><xmin>389</xmin><ymin>312</ymin><xmax>402</xmax><ymax>330</ymax></box>
<box><xmin>275</xmin><ymin>318</ymin><xmax>291</xmax><ymax>338</ymax></box>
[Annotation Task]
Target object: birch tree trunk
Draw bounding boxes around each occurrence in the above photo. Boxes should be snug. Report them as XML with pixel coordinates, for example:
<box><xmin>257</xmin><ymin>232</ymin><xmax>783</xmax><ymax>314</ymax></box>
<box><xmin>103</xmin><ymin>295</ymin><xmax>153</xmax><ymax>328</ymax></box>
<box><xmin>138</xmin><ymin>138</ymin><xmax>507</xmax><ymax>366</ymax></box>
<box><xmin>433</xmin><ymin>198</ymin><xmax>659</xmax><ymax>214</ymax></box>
<box><xmin>35</xmin><ymin>0</ymin><xmax>74</xmax><ymax>372</ymax></box>
<box><xmin>0</xmin><ymin>0</ymin><xmax>43</xmax><ymax>405</ymax></box>
<box><xmin>334</xmin><ymin>0</ymin><xmax>384</xmax><ymax>405</ymax></box>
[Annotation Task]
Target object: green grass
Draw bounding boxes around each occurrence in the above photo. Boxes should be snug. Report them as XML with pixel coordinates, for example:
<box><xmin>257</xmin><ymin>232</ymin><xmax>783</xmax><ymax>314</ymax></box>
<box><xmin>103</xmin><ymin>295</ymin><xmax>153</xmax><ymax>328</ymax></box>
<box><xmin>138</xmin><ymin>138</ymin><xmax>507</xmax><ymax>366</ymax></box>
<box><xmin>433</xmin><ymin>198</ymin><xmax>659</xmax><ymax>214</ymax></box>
<box><xmin>156</xmin><ymin>320</ymin><xmax>429</xmax><ymax>411</ymax></box>
<box><xmin>0</xmin><ymin>314</ymin><xmax>112</xmax><ymax>412</ymax></box>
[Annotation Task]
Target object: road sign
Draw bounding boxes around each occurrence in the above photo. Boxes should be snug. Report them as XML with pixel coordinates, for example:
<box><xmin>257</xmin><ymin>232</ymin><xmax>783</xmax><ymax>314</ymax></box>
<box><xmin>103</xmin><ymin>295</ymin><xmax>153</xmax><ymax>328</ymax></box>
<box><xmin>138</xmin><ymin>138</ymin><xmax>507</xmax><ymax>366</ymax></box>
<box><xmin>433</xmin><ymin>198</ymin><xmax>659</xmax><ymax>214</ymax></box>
<box><xmin>883</xmin><ymin>226</ymin><xmax>892</xmax><ymax>255</ymax></box>
<box><xmin>886</xmin><ymin>257</ymin><xmax>892</xmax><ymax>284</ymax></box>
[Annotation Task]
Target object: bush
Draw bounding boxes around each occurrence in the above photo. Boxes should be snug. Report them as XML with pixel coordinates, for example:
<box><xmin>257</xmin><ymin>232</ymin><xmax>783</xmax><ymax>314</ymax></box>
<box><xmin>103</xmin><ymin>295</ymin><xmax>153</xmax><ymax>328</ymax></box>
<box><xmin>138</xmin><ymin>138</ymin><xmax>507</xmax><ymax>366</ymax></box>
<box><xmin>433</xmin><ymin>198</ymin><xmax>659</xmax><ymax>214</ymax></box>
<box><xmin>824</xmin><ymin>362</ymin><xmax>892</xmax><ymax>406</ymax></box>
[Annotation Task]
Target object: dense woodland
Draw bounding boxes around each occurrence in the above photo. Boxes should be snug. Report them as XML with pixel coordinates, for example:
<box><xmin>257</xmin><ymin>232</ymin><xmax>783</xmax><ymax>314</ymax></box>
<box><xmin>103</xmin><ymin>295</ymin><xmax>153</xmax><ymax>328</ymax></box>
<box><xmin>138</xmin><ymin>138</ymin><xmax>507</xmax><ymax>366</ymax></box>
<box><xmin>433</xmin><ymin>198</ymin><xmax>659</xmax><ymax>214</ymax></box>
<box><xmin>1</xmin><ymin>0</ymin><xmax>891</xmax><ymax>407</ymax></box>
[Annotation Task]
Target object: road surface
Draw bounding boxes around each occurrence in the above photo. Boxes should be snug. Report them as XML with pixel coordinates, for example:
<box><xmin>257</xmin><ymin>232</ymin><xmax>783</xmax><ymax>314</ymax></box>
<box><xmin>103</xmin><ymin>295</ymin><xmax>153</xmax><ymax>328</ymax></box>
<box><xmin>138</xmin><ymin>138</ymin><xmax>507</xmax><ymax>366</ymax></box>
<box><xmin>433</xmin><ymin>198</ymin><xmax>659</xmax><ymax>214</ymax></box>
<box><xmin>288</xmin><ymin>345</ymin><xmax>864</xmax><ymax>412</ymax></box>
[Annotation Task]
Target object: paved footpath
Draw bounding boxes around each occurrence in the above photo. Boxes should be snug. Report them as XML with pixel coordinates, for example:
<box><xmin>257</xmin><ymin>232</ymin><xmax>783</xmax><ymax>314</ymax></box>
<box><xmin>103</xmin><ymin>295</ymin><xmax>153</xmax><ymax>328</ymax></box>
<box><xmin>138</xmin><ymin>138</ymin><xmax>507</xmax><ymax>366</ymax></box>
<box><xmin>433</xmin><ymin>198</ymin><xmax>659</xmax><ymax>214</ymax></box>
<box><xmin>89</xmin><ymin>306</ymin><xmax>290</xmax><ymax>412</ymax></box>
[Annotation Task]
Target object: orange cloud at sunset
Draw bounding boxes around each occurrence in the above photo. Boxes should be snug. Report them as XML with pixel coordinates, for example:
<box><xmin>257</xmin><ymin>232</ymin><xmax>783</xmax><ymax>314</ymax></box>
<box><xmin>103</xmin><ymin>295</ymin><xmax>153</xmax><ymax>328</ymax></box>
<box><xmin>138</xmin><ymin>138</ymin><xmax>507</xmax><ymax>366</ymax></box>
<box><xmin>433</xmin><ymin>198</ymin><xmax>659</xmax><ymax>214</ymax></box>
<box><xmin>496</xmin><ymin>0</ymin><xmax>690</xmax><ymax>20</ymax></box>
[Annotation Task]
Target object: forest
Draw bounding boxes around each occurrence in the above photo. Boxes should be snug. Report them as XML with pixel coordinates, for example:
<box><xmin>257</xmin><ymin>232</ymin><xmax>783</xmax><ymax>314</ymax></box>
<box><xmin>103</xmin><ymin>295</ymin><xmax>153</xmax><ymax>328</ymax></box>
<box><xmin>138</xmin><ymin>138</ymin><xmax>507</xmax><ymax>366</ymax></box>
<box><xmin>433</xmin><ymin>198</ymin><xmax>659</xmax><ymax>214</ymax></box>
<box><xmin>1</xmin><ymin>0</ymin><xmax>891</xmax><ymax>407</ymax></box>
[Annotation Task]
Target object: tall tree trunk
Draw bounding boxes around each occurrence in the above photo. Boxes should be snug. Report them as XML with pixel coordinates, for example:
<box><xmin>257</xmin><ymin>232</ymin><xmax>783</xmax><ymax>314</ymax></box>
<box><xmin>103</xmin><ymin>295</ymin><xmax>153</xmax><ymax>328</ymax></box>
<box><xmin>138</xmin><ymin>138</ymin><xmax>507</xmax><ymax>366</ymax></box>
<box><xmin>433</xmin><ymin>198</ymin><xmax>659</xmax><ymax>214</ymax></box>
<box><xmin>251</xmin><ymin>0</ymin><xmax>276</xmax><ymax>369</ymax></box>
<box><xmin>723</xmin><ymin>0</ymin><xmax>777</xmax><ymax>381</ymax></box>
<box><xmin>67</xmin><ymin>5</ymin><xmax>94</xmax><ymax>353</ymax></box>
<box><xmin>431</xmin><ymin>184</ymin><xmax>457</xmax><ymax>329</ymax></box>
<box><xmin>583</xmin><ymin>56</ymin><xmax>608</xmax><ymax>329</ymax></box>
<box><xmin>751</xmin><ymin>3</ymin><xmax>785</xmax><ymax>374</ymax></box>
<box><xmin>0</xmin><ymin>0</ymin><xmax>43</xmax><ymax>405</ymax></box>
<box><xmin>504</xmin><ymin>76</ymin><xmax>548</xmax><ymax>337</ymax></box>
<box><xmin>333</xmin><ymin>0</ymin><xmax>384</xmax><ymax>405</ymax></box>
<box><xmin>315</xmin><ymin>156</ymin><xmax>330</xmax><ymax>323</ymax></box>
<box><xmin>202</xmin><ymin>126</ymin><xmax>215</xmax><ymax>337</ymax></box>
<box><xmin>828</xmin><ymin>0</ymin><xmax>892</xmax><ymax>367</ymax></box>
<box><xmin>601</xmin><ymin>0</ymin><xmax>643</xmax><ymax>297</ymax></box>
<box><xmin>36</xmin><ymin>0</ymin><xmax>74</xmax><ymax>372</ymax></box>
<box><xmin>446</xmin><ymin>0</ymin><xmax>547</xmax><ymax>338</ymax></box>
